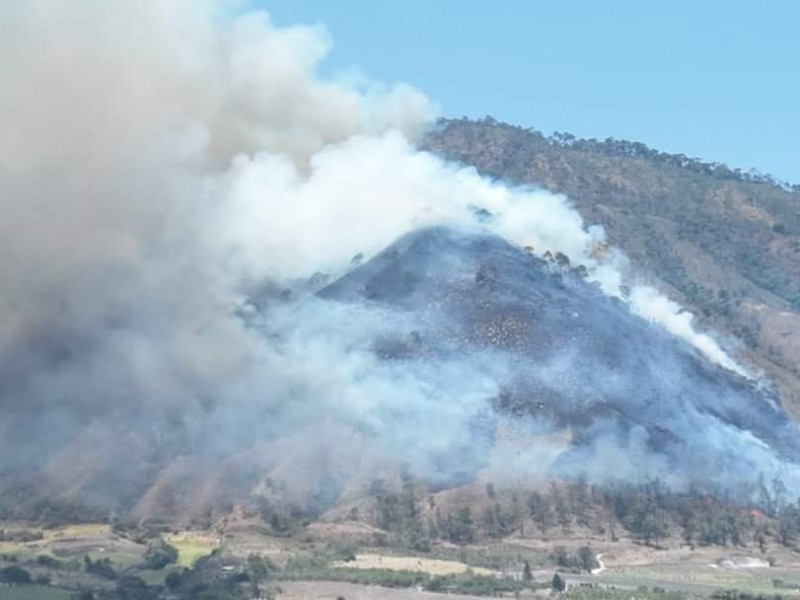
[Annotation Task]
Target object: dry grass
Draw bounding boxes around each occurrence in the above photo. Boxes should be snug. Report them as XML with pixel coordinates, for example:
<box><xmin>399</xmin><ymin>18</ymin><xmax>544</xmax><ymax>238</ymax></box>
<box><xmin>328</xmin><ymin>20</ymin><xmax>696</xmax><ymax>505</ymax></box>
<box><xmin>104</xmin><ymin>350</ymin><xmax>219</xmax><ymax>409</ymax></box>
<box><xmin>44</xmin><ymin>523</ymin><xmax>109</xmax><ymax>540</ymax></box>
<box><xmin>0</xmin><ymin>540</ymin><xmax>38</xmax><ymax>560</ymax></box>
<box><xmin>601</xmin><ymin>562</ymin><xmax>800</xmax><ymax>596</ymax></box>
<box><xmin>331</xmin><ymin>553</ymin><xmax>495</xmax><ymax>576</ymax></box>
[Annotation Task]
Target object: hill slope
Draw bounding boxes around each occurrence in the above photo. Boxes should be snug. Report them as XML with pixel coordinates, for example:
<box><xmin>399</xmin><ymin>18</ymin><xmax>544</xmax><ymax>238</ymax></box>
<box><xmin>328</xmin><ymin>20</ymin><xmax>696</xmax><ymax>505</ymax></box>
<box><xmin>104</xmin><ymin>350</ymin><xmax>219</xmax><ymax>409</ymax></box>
<box><xmin>317</xmin><ymin>225</ymin><xmax>800</xmax><ymax>491</ymax></box>
<box><xmin>423</xmin><ymin>118</ymin><xmax>800</xmax><ymax>414</ymax></box>
<box><xmin>5</xmin><ymin>225</ymin><xmax>800</xmax><ymax>520</ymax></box>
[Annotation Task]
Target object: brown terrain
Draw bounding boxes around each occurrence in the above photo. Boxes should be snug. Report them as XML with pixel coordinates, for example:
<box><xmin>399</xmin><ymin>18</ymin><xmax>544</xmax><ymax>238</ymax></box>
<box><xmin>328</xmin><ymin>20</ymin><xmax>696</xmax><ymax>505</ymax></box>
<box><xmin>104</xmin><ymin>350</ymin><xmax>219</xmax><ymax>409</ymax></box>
<box><xmin>423</xmin><ymin>118</ymin><xmax>800</xmax><ymax>417</ymax></box>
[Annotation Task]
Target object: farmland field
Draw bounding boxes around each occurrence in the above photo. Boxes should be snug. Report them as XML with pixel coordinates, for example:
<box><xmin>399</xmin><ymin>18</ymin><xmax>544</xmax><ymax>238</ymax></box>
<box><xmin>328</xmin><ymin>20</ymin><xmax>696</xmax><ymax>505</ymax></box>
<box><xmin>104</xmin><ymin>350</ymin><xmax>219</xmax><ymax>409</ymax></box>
<box><xmin>0</xmin><ymin>585</ymin><xmax>73</xmax><ymax>600</ymax></box>
<box><xmin>165</xmin><ymin>531</ymin><xmax>218</xmax><ymax>567</ymax></box>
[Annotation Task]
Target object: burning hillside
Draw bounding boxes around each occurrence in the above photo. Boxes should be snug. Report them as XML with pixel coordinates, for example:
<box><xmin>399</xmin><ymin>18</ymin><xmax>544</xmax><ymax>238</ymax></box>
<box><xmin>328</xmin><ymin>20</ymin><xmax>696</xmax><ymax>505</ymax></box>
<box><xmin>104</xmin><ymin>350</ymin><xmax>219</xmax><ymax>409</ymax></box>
<box><xmin>0</xmin><ymin>1</ymin><xmax>796</xmax><ymax>520</ymax></box>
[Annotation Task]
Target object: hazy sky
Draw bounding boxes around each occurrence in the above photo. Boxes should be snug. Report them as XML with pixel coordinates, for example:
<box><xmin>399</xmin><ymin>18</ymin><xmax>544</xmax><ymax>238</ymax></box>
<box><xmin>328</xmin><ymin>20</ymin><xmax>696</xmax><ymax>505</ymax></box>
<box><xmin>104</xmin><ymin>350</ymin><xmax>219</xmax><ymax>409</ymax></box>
<box><xmin>263</xmin><ymin>1</ymin><xmax>800</xmax><ymax>184</ymax></box>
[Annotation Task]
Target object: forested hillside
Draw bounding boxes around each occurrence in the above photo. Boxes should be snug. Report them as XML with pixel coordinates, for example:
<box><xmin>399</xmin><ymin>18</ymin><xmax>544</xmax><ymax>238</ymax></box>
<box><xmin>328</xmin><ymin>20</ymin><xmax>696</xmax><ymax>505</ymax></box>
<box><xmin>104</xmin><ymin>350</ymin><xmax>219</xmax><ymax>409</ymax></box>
<box><xmin>424</xmin><ymin>118</ymin><xmax>800</xmax><ymax>414</ymax></box>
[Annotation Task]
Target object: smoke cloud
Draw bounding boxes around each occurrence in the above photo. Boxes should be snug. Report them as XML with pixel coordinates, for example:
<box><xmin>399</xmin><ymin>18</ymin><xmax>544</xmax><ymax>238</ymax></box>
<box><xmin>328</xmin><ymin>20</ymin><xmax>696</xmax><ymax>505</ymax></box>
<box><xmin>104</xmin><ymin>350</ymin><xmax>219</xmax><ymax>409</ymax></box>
<box><xmin>0</xmin><ymin>0</ymin><xmax>781</xmax><ymax>517</ymax></box>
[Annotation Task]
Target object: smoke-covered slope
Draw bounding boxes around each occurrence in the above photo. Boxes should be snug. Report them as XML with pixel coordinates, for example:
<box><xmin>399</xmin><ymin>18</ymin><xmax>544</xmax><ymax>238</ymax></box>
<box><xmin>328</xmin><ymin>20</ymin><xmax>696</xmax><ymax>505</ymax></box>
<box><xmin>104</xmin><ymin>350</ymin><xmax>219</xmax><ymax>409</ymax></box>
<box><xmin>3</xmin><ymin>224</ymin><xmax>800</xmax><ymax>521</ymax></box>
<box><xmin>424</xmin><ymin>118</ymin><xmax>800</xmax><ymax>416</ymax></box>
<box><xmin>2</xmin><ymin>2</ymin><xmax>798</xmax><ymax>523</ymax></box>
<box><xmin>317</xmin><ymin>226</ymin><xmax>800</xmax><ymax>490</ymax></box>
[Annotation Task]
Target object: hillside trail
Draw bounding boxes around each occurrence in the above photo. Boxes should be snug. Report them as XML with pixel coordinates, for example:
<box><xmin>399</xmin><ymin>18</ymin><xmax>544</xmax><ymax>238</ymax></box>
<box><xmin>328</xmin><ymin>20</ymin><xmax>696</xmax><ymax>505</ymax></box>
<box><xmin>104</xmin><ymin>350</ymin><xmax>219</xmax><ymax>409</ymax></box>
<box><xmin>591</xmin><ymin>554</ymin><xmax>606</xmax><ymax>575</ymax></box>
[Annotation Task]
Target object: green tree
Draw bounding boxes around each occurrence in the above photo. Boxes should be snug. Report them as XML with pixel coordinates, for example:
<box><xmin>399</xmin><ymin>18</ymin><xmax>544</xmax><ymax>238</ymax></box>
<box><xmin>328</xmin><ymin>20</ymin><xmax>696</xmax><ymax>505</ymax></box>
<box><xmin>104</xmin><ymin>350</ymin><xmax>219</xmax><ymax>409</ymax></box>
<box><xmin>778</xmin><ymin>503</ymin><xmax>800</xmax><ymax>546</ymax></box>
<box><xmin>552</xmin><ymin>573</ymin><xmax>566</xmax><ymax>593</ymax></box>
<box><xmin>0</xmin><ymin>565</ymin><xmax>32</xmax><ymax>585</ymax></box>
<box><xmin>577</xmin><ymin>546</ymin><xmax>596</xmax><ymax>572</ymax></box>
<box><xmin>143</xmin><ymin>538</ymin><xmax>179</xmax><ymax>570</ymax></box>
<box><xmin>114</xmin><ymin>576</ymin><xmax>153</xmax><ymax>600</ymax></box>
<box><xmin>528</xmin><ymin>491</ymin><xmax>552</xmax><ymax>533</ymax></box>
<box><xmin>84</xmin><ymin>555</ymin><xmax>118</xmax><ymax>580</ymax></box>
<box><xmin>247</xmin><ymin>553</ymin><xmax>273</xmax><ymax>597</ymax></box>
<box><xmin>447</xmin><ymin>507</ymin><xmax>475</xmax><ymax>543</ymax></box>
<box><xmin>641</xmin><ymin>508</ymin><xmax>670</xmax><ymax>547</ymax></box>
<box><xmin>164</xmin><ymin>571</ymin><xmax>182</xmax><ymax>591</ymax></box>
<box><xmin>522</xmin><ymin>560</ymin><xmax>533</xmax><ymax>582</ymax></box>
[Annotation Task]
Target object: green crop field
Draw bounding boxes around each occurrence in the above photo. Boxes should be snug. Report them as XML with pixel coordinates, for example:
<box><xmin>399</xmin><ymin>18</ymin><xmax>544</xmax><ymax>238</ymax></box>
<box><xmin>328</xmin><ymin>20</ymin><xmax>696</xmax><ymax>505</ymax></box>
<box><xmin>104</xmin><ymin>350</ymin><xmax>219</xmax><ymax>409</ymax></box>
<box><xmin>0</xmin><ymin>585</ymin><xmax>73</xmax><ymax>600</ymax></box>
<box><xmin>165</xmin><ymin>532</ymin><xmax>217</xmax><ymax>568</ymax></box>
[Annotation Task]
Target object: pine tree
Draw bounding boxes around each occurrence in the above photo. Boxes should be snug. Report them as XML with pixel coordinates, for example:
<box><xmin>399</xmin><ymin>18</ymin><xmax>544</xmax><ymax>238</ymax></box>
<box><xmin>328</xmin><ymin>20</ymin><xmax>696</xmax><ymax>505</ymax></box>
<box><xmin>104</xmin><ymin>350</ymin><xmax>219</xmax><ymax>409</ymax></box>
<box><xmin>552</xmin><ymin>573</ymin><xmax>566</xmax><ymax>593</ymax></box>
<box><xmin>522</xmin><ymin>560</ymin><xmax>533</xmax><ymax>583</ymax></box>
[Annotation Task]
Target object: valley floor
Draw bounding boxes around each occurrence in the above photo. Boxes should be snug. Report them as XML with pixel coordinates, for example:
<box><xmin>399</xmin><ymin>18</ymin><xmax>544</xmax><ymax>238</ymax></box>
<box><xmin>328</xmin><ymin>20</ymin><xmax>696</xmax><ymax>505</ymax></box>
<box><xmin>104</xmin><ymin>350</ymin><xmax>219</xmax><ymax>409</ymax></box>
<box><xmin>4</xmin><ymin>518</ymin><xmax>800</xmax><ymax>599</ymax></box>
<box><xmin>276</xmin><ymin>580</ymin><xmax>539</xmax><ymax>599</ymax></box>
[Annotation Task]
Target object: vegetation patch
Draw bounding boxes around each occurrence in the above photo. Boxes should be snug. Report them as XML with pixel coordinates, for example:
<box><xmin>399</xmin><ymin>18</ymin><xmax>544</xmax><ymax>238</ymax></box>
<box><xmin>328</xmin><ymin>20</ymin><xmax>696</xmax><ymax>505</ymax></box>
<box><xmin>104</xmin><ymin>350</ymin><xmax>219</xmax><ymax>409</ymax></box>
<box><xmin>165</xmin><ymin>532</ymin><xmax>217</xmax><ymax>568</ymax></box>
<box><xmin>0</xmin><ymin>585</ymin><xmax>73</xmax><ymax>600</ymax></box>
<box><xmin>564</xmin><ymin>588</ymin><xmax>690</xmax><ymax>600</ymax></box>
<box><xmin>425</xmin><ymin>573</ymin><xmax>531</xmax><ymax>595</ymax></box>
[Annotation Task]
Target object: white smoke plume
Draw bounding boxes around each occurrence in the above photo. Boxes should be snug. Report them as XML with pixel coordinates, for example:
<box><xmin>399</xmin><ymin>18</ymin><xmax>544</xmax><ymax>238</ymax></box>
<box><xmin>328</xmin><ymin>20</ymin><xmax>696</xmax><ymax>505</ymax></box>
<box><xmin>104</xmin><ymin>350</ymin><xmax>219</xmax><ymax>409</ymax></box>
<box><xmin>0</xmin><ymin>0</ymin><xmax>767</xmax><ymax>514</ymax></box>
<box><xmin>629</xmin><ymin>286</ymin><xmax>745</xmax><ymax>375</ymax></box>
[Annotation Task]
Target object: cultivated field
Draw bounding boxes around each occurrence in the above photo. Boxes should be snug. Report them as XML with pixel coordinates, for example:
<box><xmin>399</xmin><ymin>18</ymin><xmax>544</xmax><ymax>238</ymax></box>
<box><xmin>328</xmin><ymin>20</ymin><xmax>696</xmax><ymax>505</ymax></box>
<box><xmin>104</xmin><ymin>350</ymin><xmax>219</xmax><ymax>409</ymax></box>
<box><xmin>331</xmin><ymin>553</ymin><xmax>496</xmax><ymax>576</ymax></box>
<box><xmin>6</xmin><ymin>516</ymin><xmax>800</xmax><ymax>599</ymax></box>
<box><xmin>275</xmin><ymin>580</ymin><xmax>540</xmax><ymax>599</ymax></box>
<box><xmin>164</xmin><ymin>531</ymin><xmax>219</xmax><ymax>567</ymax></box>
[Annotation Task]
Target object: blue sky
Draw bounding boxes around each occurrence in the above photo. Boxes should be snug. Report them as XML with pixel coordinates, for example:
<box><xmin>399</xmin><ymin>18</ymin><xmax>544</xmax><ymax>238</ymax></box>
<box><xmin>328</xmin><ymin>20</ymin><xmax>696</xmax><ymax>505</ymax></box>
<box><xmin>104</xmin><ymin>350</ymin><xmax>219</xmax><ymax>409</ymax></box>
<box><xmin>262</xmin><ymin>1</ymin><xmax>799</xmax><ymax>184</ymax></box>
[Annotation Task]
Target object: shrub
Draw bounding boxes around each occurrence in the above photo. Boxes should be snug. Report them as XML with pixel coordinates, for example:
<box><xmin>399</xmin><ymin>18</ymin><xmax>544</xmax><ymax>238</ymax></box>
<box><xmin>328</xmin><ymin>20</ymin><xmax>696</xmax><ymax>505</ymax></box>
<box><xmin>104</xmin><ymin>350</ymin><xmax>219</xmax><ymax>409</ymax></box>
<box><xmin>84</xmin><ymin>555</ymin><xmax>118</xmax><ymax>580</ymax></box>
<box><xmin>552</xmin><ymin>573</ymin><xmax>566</xmax><ymax>592</ymax></box>
<box><xmin>37</xmin><ymin>554</ymin><xmax>64</xmax><ymax>568</ymax></box>
<box><xmin>143</xmin><ymin>538</ymin><xmax>179</xmax><ymax>570</ymax></box>
<box><xmin>0</xmin><ymin>565</ymin><xmax>32</xmax><ymax>585</ymax></box>
<box><xmin>164</xmin><ymin>570</ymin><xmax>182</xmax><ymax>591</ymax></box>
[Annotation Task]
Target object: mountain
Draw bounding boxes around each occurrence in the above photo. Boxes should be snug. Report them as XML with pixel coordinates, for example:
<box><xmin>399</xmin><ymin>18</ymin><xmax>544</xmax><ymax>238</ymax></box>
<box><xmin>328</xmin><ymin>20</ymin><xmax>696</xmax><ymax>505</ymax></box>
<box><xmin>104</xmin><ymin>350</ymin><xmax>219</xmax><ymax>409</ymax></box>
<box><xmin>318</xmin><ymin>225</ymin><xmax>800</xmax><ymax>490</ymax></box>
<box><xmin>4</xmin><ymin>117</ymin><xmax>800</xmax><ymax>523</ymax></box>
<box><xmin>423</xmin><ymin>118</ymin><xmax>800</xmax><ymax>416</ymax></box>
<box><xmin>5</xmin><ymin>224</ymin><xmax>800</xmax><ymax>522</ymax></box>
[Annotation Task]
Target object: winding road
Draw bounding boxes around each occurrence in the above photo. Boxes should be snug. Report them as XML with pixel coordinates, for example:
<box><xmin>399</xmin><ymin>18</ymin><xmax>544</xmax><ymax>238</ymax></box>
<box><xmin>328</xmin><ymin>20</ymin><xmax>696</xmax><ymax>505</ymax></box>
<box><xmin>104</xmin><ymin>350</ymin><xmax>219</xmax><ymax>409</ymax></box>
<box><xmin>591</xmin><ymin>554</ymin><xmax>606</xmax><ymax>575</ymax></box>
